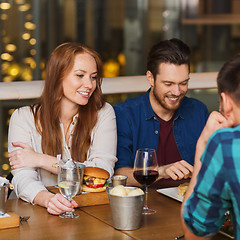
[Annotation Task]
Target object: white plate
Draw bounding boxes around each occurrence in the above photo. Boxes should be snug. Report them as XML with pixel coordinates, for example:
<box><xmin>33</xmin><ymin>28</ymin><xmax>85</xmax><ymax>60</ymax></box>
<box><xmin>156</xmin><ymin>187</ymin><xmax>183</xmax><ymax>202</ymax></box>
<box><xmin>219</xmin><ymin>231</ymin><xmax>234</xmax><ymax>239</ymax></box>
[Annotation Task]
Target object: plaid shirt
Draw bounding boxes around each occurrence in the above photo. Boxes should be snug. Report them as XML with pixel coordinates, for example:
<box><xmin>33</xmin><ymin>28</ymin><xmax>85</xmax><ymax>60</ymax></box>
<box><xmin>183</xmin><ymin>124</ymin><xmax>240</xmax><ymax>239</ymax></box>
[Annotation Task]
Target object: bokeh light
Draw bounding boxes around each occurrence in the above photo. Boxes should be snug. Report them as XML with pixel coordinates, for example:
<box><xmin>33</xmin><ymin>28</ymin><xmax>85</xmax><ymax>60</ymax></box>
<box><xmin>2</xmin><ymin>164</ymin><xmax>10</xmax><ymax>171</ymax></box>
<box><xmin>7</xmin><ymin>63</ymin><xmax>21</xmax><ymax>78</ymax></box>
<box><xmin>103</xmin><ymin>60</ymin><xmax>120</xmax><ymax>77</ymax></box>
<box><xmin>25</xmin><ymin>22</ymin><xmax>35</xmax><ymax>30</ymax></box>
<box><xmin>0</xmin><ymin>3</ymin><xmax>11</xmax><ymax>10</ymax></box>
<box><xmin>30</xmin><ymin>49</ymin><xmax>36</xmax><ymax>55</ymax></box>
<box><xmin>18</xmin><ymin>3</ymin><xmax>31</xmax><ymax>12</ymax></box>
<box><xmin>1</xmin><ymin>13</ymin><xmax>8</xmax><ymax>20</ymax></box>
<box><xmin>118</xmin><ymin>53</ymin><xmax>126</xmax><ymax>66</ymax></box>
<box><xmin>1</xmin><ymin>53</ymin><xmax>13</xmax><ymax>61</ymax></box>
<box><xmin>6</xmin><ymin>44</ymin><xmax>17</xmax><ymax>52</ymax></box>
<box><xmin>1</xmin><ymin>62</ymin><xmax>10</xmax><ymax>74</ymax></box>
<box><xmin>22</xmin><ymin>33</ymin><xmax>31</xmax><ymax>40</ymax></box>
<box><xmin>3</xmin><ymin>152</ymin><xmax>8</xmax><ymax>158</ymax></box>
<box><xmin>29</xmin><ymin>38</ymin><xmax>36</xmax><ymax>45</ymax></box>
<box><xmin>21</xmin><ymin>67</ymin><xmax>32</xmax><ymax>81</ymax></box>
<box><xmin>3</xmin><ymin>76</ymin><xmax>14</xmax><ymax>82</ymax></box>
<box><xmin>24</xmin><ymin>57</ymin><xmax>36</xmax><ymax>69</ymax></box>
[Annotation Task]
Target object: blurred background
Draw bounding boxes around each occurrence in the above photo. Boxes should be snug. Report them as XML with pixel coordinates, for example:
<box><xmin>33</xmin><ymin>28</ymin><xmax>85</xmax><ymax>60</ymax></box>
<box><xmin>1</xmin><ymin>0</ymin><xmax>240</xmax><ymax>176</ymax></box>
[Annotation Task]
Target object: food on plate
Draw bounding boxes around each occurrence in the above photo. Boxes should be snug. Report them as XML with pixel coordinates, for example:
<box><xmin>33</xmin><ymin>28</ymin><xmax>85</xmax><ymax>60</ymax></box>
<box><xmin>177</xmin><ymin>182</ymin><xmax>189</xmax><ymax>196</ymax></box>
<box><xmin>110</xmin><ymin>185</ymin><xmax>144</xmax><ymax>196</ymax></box>
<box><xmin>82</xmin><ymin>167</ymin><xmax>110</xmax><ymax>193</ymax></box>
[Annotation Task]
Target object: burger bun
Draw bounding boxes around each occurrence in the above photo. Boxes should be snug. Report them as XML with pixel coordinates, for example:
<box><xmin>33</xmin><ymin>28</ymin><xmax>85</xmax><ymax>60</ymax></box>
<box><xmin>84</xmin><ymin>167</ymin><xmax>110</xmax><ymax>179</ymax></box>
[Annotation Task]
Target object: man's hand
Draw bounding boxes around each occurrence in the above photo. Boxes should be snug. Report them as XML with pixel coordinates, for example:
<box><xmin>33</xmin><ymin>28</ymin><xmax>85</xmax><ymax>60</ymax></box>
<box><xmin>160</xmin><ymin>160</ymin><xmax>193</xmax><ymax>180</ymax></box>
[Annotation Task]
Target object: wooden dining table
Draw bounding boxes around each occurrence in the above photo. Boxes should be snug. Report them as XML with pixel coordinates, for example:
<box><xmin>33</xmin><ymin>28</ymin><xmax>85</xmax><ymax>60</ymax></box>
<box><xmin>1</xmin><ymin>188</ymin><xmax>230</xmax><ymax>240</ymax></box>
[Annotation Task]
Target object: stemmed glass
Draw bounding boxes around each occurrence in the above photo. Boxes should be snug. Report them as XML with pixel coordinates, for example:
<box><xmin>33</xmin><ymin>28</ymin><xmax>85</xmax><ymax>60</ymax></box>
<box><xmin>133</xmin><ymin>148</ymin><xmax>159</xmax><ymax>215</ymax></box>
<box><xmin>58</xmin><ymin>161</ymin><xmax>80</xmax><ymax>218</ymax></box>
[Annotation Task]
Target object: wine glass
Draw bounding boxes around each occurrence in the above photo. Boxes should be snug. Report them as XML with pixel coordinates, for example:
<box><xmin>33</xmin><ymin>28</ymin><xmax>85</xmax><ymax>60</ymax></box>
<box><xmin>58</xmin><ymin>161</ymin><xmax>80</xmax><ymax>218</ymax></box>
<box><xmin>133</xmin><ymin>148</ymin><xmax>159</xmax><ymax>215</ymax></box>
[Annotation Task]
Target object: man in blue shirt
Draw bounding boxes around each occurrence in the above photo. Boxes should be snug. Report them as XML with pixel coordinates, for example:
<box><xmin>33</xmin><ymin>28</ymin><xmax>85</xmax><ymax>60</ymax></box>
<box><xmin>114</xmin><ymin>38</ymin><xmax>209</xmax><ymax>186</ymax></box>
<box><xmin>182</xmin><ymin>55</ymin><xmax>240</xmax><ymax>239</ymax></box>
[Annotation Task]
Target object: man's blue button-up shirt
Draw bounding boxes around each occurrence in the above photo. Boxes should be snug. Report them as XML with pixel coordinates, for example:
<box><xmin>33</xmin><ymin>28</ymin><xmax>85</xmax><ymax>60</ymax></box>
<box><xmin>114</xmin><ymin>90</ymin><xmax>209</xmax><ymax>169</ymax></box>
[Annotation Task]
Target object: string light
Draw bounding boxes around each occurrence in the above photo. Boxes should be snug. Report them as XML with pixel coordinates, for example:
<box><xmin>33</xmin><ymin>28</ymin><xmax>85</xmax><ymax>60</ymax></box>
<box><xmin>16</xmin><ymin>0</ymin><xmax>25</xmax><ymax>4</ymax></box>
<box><xmin>6</xmin><ymin>44</ymin><xmax>17</xmax><ymax>52</ymax></box>
<box><xmin>2</xmin><ymin>164</ymin><xmax>10</xmax><ymax>171</ymax></box>
<box><xmin>0</xmin><ymin>3</ymin><xmax>11</xmax><ymax>10</ymax></box>
<box><xmin>29</xmin><ymin>38</ymin><xmax>36</xmax><ymax>45</ymax></box>
<box><xmin>21</xmin><ymin>67</ymin><xmax>32</xmax><ymax>81</ymax></box>
<box><xmin>3</xmin><ymin>76</ymin><xmax>14</xmax><ymax>82</ymax></box>
<box><xmin>7</xmin><ymin>63</ymin><xmax>21</xmax><ymax>77</ymax></box>
<box><xmin>1</xmin><ymin>13</ymin><xmax>8</xmax><ymax>20</ymax></box>
<box><xmin>24</xmin><ymin>57</ymin><xmax>36</xmax><ymax>69</ymax></box>
<box><xmin>26</xmin><ymin>13</ymin><xmax>32</xmax><ymax>20</ymax></box>
<box><xmin>18</xmin><ymin>3</ymin><xmax>31</xmax><ymax>12</ymax></box>
<box><xmin>22</xmin><ymin>32</ymin><xmax>31</xmax><ymax>40</ymax></box>
<box><xmin>30</xmin><ymin>49</ymin><xmax>36</xmax><ymax>55</ymax></box>
<box><xmin>103</xmin><ymin>59</ymin><xmax>120</xmax><ymax>77</ymax></box>
<box><xmin>1</xmin><ymin>52</ymin><xmax>13</xmax><ymax>61</ymax></box>
<box><xmin>25</xmin><ymin>22</ymin><xmax>35</xmax><ymax>30</ymax></box>
<box><xmin>1</xmin><ymin>62</ymin><xmax>10</xmax><ymax>74</ymax></box>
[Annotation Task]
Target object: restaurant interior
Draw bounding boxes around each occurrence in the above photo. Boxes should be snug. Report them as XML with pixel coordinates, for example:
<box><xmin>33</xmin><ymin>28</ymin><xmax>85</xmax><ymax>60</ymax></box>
<box><xmin>0</xmin><ymin>0</ymin><xmax>239</xmax><ymax>239</ymax></box>
<box><xmin>1</xmin><ymin>0</ymin><xmax>240</xmax><ymax>176</ymax></box>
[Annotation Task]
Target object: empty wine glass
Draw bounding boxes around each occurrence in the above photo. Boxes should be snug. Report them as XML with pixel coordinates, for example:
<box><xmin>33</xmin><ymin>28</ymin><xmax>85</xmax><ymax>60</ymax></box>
<box><xmin>133</xmin><ymin>148</ymin><xmax>159</xmax><ymax>215</ymax></box>
<box><xmin>58</xmin><ymin>160</ymin><xmax>80</xmax><ymax>218</ymax></box>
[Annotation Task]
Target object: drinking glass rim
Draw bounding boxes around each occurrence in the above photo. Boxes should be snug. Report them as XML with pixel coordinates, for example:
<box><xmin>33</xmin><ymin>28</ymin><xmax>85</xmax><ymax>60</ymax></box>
<box><xmin>137</xmin><ymin>148</ymin><xmax>155</xmax><ymax>152</ymax></box>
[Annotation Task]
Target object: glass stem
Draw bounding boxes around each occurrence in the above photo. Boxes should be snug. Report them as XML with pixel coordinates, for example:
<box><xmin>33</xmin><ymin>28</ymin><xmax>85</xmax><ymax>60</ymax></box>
<box><xmin>65</xmin><ymin>197</ymin><xmax>73</xmax><ymax>214</ymax></box>
<box><xmin>143</xmin><ymin>185</ymin><xmax>148</xmax><ymax>209</ymax></box>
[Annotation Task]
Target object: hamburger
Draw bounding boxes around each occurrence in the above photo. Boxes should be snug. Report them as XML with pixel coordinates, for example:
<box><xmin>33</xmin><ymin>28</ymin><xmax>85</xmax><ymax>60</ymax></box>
<box><xmin>82</xmin><ymin>167</ymin><xmax>110</xmax><ymax>193</ymax></box>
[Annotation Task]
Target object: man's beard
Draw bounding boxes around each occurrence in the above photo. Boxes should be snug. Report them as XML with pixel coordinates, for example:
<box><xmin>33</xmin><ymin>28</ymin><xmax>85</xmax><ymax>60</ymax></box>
<box><xmin>153</xmin><ymin>87</ymin><xmax>185</xmax><ymax>112</ymax></box>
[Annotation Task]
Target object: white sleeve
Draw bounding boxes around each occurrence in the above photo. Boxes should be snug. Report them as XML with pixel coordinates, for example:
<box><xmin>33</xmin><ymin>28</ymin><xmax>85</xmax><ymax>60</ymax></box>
<box><xmin>8</xmin><ymin>107</ymin><xmax>46</xmax><ymax>204</ymax></box>
<box><xmin>84</xmin><ymin>103</ymin><xmax>117</xmax><ymax>177</ymax></box>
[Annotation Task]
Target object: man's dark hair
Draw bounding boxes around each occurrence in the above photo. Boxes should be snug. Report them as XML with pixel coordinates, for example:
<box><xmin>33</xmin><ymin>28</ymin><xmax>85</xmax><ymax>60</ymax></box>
<box><xmin>217</xmin><ymin>54</ymin><xmax>240</xmax><ymax>104</ymax></box>
<box><xmin>147</xmin><ymin>38</ymin><xmax>191</xmax><ymax>80</ymax></box>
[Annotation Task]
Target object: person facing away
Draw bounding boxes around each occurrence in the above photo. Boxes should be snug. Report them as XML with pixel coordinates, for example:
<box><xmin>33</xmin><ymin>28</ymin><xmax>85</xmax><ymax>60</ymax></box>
<box><xmin>114</xmin><ymin>38</ymin><xmax>209</xmax><ymax>186</ymax></box>
<box><xmin>181</xmin><ymin>55</ymin><xmax>240</xmax><ymax>239</ymax></box>
<box><xmin>8</xmin><ymin>42</ymin><xmax>117</xmax><ymax>215</ymax></box>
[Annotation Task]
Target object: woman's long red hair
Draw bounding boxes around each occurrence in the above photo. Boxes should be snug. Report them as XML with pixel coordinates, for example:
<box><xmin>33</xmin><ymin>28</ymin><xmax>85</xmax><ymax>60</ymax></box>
<box><xmin>31</xmin><ymin>42</ymin><xmax>105</xmax><ymax>162</ymax></box>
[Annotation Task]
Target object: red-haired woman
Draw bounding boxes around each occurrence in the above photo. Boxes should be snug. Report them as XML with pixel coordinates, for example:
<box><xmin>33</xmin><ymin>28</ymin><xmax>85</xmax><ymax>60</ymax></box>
<box><xmin>8</xmin><ymin>42</ymin><xmax>117</xmax><ymax>215</ymax></box>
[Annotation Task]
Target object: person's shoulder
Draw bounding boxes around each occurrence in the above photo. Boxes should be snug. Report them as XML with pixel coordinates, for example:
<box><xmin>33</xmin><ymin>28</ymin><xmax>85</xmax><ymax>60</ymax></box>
<box><xmin>182</xmin><ymin>96</ymin><xmax>207</xmax><ymax>108</ymax></box>
<box><xmin>11</xmin><ymin>106</ymin><xmax>33</xmax><ymax>119</ymax></box>
<box><xmin>98</xmin><ymin>102</ymin><xmax>115</xmax><ymax>117</ymax></box>
<box><xmin>212</xmin><ymin>125</ymin><xmax>240</xmax><ymax>142</ymax></box>
<box><xmin>114</xmin><ymin>92</ymin><xmax>147</xmax><ymax>111</ymax></box>
<box><xmin>10</xmin><ymin>106</ymin><xmax>35</xmax><ymax>129</ymax></box>
<box><xmin>180</xmin><ymin>96</ymin><xmax>208</xmax><ymax>116</ymax></box>
<box><xmin>101</xmin><ymin>102</ymin><xmax>113</xmax><ymax>111</ymax></box>
<box><xmin>205</xmin><ymin>125</ymin><xmax>240</xmax><ymax>161</ymax></box>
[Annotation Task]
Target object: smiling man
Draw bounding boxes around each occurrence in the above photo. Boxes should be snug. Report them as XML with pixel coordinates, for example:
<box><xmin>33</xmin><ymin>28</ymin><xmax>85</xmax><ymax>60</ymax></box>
<box><xmin>114</xmin><ymin>38</ymin><xmax>209</xmax><ymax>186</ymax></box>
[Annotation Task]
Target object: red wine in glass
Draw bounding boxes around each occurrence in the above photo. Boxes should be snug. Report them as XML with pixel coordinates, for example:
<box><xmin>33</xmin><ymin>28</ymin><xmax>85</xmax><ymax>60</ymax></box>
<box><xmin>133</xmin><ymin>170</ymin><xmax>159</xmax><ymax>186</ymax></box>
<box><xmin>133</xmin><ymin>148</ymin><xmax>159</xmax><ymax>215</ymax></box>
